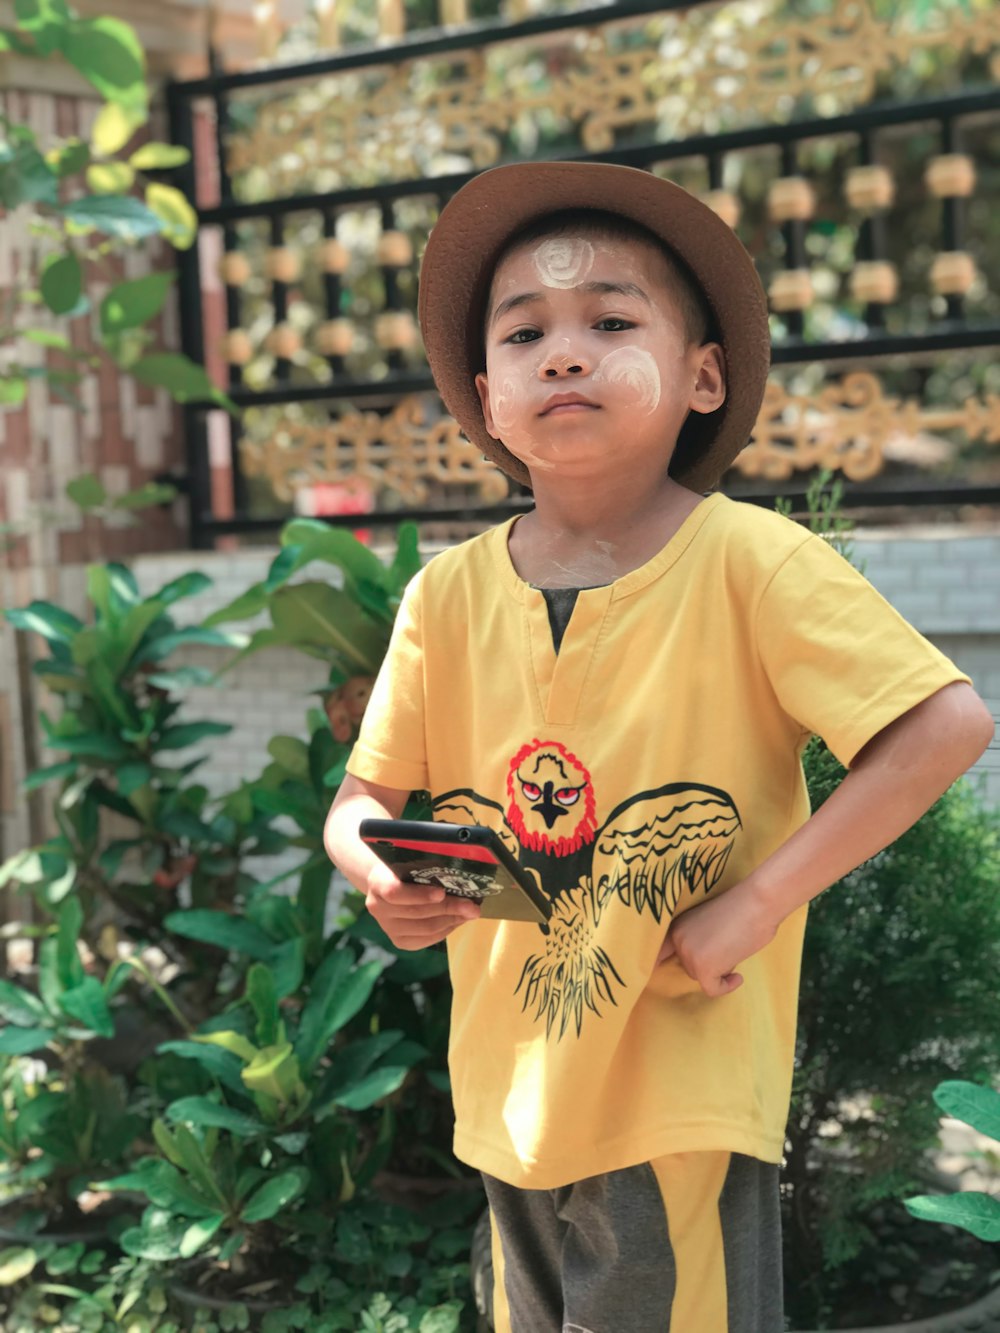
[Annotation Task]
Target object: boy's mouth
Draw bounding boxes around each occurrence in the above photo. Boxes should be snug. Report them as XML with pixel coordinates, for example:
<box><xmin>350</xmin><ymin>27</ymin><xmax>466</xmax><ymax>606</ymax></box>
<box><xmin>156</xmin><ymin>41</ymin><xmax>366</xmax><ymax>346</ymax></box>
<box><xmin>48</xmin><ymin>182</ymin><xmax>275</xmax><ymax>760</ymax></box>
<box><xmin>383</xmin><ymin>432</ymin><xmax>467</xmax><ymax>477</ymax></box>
<box><xmin>539</xmin><ymin>392</ymin><xmax>600</xmax><ymax>416</ymax></box>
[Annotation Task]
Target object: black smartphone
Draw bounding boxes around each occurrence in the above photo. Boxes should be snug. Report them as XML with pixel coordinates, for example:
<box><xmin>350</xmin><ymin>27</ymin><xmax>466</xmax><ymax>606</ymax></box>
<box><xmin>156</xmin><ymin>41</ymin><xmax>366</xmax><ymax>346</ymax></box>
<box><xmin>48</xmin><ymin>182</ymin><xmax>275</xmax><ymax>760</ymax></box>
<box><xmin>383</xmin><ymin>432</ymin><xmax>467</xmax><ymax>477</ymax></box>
<box><xmin>359</xmin><ymin>819</ymin><xmax>551</xmax><ymax>924</ymax></box>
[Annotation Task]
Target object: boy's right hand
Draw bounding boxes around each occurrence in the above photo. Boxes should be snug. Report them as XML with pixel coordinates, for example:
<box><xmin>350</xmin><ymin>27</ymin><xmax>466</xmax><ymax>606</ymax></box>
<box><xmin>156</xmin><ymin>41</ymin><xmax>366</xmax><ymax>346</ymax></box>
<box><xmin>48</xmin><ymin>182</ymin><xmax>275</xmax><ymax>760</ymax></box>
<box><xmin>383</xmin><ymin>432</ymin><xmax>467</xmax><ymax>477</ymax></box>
<box><xmin>365</xmin><ymin>861</ymin><xmax>481</xmax><ymax>949</ymax></box>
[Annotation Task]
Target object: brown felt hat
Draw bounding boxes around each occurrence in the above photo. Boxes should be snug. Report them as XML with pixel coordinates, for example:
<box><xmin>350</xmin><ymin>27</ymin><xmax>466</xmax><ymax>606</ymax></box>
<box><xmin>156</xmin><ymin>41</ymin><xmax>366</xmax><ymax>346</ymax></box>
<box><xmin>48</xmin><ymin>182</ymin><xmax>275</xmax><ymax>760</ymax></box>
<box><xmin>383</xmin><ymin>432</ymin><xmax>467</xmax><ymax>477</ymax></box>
<box><xmin>417</xmin><ymin>161</ymin><xmax>771</xmax><ymax>494</ymax></box>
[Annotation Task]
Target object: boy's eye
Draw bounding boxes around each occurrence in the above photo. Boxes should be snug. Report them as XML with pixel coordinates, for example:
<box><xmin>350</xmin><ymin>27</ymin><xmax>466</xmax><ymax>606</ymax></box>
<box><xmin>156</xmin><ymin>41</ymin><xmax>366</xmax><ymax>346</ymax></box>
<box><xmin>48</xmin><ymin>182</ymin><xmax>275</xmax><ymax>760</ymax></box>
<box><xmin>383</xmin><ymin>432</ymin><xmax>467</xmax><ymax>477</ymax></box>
<box><xmin>506</xmin><ymin>328</ymin><xmax>541</xmax><ymax>345</ymax></box>
<box><xmin>595</xmin><ymin>317</ymin><xmax>634</xmax><ymax>332</ymax></box>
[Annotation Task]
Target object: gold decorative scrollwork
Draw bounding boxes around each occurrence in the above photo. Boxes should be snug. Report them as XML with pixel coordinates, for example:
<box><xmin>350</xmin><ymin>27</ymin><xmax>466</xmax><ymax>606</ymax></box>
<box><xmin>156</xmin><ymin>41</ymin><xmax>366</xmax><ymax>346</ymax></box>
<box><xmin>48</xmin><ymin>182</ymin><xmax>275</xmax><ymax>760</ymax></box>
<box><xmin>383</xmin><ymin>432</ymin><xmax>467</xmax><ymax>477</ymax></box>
<box><xmin>227</xmin><ymin>0</ymin><xmax>1000</xmax><ymax>190</ymax></box>
<box><xmin>239</xmin><ymin>396</ymin><xmax>511</xmax><ymax>504</ymax></box>
<box><xmin>737</xmin><ymin>372</ymin><xmax>1000</xmax><ymax>482</ymax></box>
<box><xmin>241</xmin><ymin>373</ymin><xmax>1000</xmax><ymax>505</ymax></box>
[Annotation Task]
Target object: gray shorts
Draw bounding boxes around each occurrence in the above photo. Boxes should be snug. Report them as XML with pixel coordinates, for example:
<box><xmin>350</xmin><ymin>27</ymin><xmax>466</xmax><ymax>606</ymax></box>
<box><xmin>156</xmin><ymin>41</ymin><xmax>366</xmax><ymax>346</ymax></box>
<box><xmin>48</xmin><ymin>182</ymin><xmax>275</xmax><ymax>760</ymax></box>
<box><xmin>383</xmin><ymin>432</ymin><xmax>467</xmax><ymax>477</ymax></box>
<box><xmin>482</xmin><ymin>1151</ymin><xmax>783</xmax><ymax>1333</ymax></box>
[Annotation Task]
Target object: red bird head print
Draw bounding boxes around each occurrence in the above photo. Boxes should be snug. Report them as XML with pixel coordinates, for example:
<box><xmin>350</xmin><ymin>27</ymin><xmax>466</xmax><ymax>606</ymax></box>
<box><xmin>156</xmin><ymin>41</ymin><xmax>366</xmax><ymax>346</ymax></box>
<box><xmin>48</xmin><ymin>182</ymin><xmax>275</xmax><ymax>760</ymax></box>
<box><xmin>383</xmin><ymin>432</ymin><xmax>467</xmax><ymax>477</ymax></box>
<box><xmin>506</xmin><ymin>739</ymin><xmax>598</xmax><ymax>856</ymax></box>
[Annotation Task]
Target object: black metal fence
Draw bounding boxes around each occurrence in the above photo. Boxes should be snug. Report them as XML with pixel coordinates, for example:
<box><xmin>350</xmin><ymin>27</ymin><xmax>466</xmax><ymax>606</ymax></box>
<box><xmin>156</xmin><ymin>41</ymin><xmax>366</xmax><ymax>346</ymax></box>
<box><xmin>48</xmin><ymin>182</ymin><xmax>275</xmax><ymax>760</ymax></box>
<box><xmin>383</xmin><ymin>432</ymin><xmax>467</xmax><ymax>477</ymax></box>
<box><xmin>166</xmin><ymin>1</ymin><xmax>1000</xmax><ymax>547</ymax></box>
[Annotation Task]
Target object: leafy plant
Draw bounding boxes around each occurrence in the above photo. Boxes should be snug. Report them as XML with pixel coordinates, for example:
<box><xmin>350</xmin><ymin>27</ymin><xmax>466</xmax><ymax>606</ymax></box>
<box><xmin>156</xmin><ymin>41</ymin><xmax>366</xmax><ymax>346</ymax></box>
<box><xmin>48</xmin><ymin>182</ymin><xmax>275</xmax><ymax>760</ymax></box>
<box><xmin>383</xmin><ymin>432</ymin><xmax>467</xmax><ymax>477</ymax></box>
<box><xmin>905</xmin><ymin>1080</ymin><xmax>1000</xmax><ymax>1242</ymax></box>
<box><xmin>0</xmin><ymin>898</ymin><xmax>149</xmax><ymax>1220</ymax></box>
<box><xmin>0</xmin><ymin>560</ymin><xmax>292</xmax><ymax>973</ymax></box>
<box><xmin>98</xmin><ymin>927</ymin><xmax>427</xmax><ymax>1267</ymax></box>
<box><xmin>778</xmin><ymin>474</ymin><xmax>1000</xmax><ymax>1326</ymax></box>
<box><xmin>0</xmin><ymin>0</ymin><xmax>234</xmax><ymax>415</ymax></box>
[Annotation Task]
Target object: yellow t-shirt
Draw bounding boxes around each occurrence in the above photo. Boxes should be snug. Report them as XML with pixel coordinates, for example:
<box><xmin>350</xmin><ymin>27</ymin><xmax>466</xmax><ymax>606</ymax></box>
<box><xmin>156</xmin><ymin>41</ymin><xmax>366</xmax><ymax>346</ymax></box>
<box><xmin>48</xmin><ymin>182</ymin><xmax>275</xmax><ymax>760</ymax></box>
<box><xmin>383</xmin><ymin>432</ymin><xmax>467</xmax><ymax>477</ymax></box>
<box><xmin>347</xmin><ymin>493</ymin><xmax>969</xmax><ymax>1188</ymax></box>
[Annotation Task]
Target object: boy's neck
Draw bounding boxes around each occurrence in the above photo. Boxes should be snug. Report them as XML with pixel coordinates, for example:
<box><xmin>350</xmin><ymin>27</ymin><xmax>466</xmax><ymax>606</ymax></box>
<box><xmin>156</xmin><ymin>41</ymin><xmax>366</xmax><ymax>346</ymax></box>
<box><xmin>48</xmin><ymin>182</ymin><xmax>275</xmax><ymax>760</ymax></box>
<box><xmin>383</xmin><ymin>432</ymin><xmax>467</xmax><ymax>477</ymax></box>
<box><xmin>509</xmin><ymin>475</ymin><xmax>707</xmax><ymax>589</ymax></box>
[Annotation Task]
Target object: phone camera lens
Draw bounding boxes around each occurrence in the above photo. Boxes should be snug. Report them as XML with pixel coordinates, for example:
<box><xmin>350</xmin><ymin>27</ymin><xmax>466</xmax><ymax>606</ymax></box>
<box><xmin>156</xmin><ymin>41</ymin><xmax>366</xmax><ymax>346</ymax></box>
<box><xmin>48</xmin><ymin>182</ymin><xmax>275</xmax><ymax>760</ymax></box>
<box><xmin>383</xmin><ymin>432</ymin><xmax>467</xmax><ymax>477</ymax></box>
<box><xmin>458</xmin><ymin>828</ymin><xmax>470</xmax><ymax>842</ymax></box>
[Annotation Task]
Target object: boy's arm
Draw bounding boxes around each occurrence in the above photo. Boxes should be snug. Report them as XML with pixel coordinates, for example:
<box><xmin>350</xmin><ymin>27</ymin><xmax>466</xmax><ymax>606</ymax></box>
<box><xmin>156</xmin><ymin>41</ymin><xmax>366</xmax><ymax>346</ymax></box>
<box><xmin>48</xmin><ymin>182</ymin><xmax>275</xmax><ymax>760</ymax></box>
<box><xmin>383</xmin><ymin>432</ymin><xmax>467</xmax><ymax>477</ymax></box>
<box><xmin>325</xmin><ymin>774</ymin><xmax>480</xmax><ymax>950</ymax></box>
<box><xmin>659</xmin><ymin>681</ymin><xmax>995</xmax><ymax>997</ymax></box>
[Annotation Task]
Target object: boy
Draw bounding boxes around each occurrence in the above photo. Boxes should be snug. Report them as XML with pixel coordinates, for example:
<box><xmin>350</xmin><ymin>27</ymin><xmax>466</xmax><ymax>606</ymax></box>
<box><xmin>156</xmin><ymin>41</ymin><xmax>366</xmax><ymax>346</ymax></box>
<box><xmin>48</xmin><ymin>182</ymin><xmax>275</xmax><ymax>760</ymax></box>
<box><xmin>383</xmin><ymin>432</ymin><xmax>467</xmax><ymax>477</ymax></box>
<box><xmin>325</xmin><ymin>162</ymin><xmax>993</xmax><ymax>1333</ymax></box>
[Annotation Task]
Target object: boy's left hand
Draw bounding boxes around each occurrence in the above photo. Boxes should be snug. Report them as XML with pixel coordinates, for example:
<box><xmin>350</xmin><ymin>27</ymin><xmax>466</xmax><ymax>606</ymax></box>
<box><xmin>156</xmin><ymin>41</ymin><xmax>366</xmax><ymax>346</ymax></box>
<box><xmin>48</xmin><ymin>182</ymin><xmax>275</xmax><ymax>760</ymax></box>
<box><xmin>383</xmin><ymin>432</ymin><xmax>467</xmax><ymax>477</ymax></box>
<box><xmin>656</xmin><ymin>884</ymin><xmax>778</xmax><ymax>998</ymax></box>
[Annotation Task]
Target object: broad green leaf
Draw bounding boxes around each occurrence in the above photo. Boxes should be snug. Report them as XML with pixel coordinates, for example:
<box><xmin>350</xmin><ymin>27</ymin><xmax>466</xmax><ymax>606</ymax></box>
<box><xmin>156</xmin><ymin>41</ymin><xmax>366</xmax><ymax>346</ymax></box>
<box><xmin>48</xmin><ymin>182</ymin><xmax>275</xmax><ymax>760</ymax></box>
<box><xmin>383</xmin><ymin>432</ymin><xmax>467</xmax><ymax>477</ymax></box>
<box><xmin>246</xmin><ymin>963</ymin><xmax>279</xmax><ymax>1046</ymax></box>
<box><xmin>6</xmin><ymin>599</ymin><xmax>84</xmax><ymax>643</ymax></box>
<box><xmin>0</xmin><ymin>1026</ymin><xmax>54</xmax><ymax>1055</ymax></box>
<box><xmin>241</xmin><ymin>1042</ymin><xmax>305</xmax><ymax>1105</ymax></box>
<box><xmin>0</xmin><ymin>376</ymin><xmax>27</xmax><ymax>407</ymax></box>
<box><xmin>131</xmin><ymin>353</ymin><xmax>236</xmax><ymax>413</ymax></box>
<box><xmin>55</xmin><ymin>895</ymin><xmax>85</xmax><ymax>990</ymax></box>
<box><xmin>85</xmin><ymin>161</ymin><xmax>134</xmax><ymax>195</ymax></box>
<box><xmin>61</xmin><ymin>16</ymin><xmax>147</xmax><ymax>109</ymax></box>
<box><xmin>933</xmin><ymin>1079</ymin><xmax>1000</xmax><ymax>1144</ymax></box>
<box><xmin>59</xmin><ymin>194</ymin><xmax>161</xmax><ymax>241</ymax></box>
<box><xmin>200</xmin><ymin>582</ymin><xmax>268</xmax><ymax>628</ymax></box>
<box><xmin>193</xmin><ymin>1030</ymin><xmax>259</xmax><ymax>1064</ymax></box>
<box><xmin>147</xmin><ymin>665</ymin><xmax>216</xmax><ymax>690</ymax></box>
<box><xmin>59</xmin><ymin>976</ymin><xmax>114</xmax><ymax>1038</ymax></box>
<box><xmin>129</xmin><ymin>142</ymin><xmax>190</xmax><ymax>171</ymax></box>
<box><xmin>180</xmin><ymin>1214</ymin><xmax>225</xmax><ymax>1258</ymax></box>
<box><xmin>90</xmin><ymin>101</ymin><xmax>145</xmax><ymax>155</ymax></box>
<box><xmin>0</xmin><ymin>1247</ymin><xmax>38</xmax><ymax>1286</ymax></box>
<box><xmin>23</xmin><ymin>760</ymin><xmax>78</xmax><ymax>791</ymax></box>
<box><xmin>46</xmin><ymin>138</ymin><xmax>89</xmax><ymax>178</ymax></box>
<box><xmin>278</xmin><ymin>520</ymin><xmax>389</xmax><ymax>591</ymax></box>
<box><xmin>14</xmin><ymin>0</ymin><xmax>69</xmax><ymax>54</ymax></box>
<box><xmin>117</xmin><ymin>762</ymin><xmax>151</xmax><ymax>796</ymax></box>
<box><xmin>904</xmin><ymin>1191</ymin><xmax>1000</xmax><ymax>1242</ymax></box>
<box><xmin>240</xmin><ymin>1167</ymin><xmax>309</xmax><ymax>1223</ymax></box>
<box><xmin>87</xmin><ymin>564</ymin><xmax>112</xmax><ymax>619</ymax></box>
<box><xmin>145</xmin><ymin>183</ymin><xmax>196</xmax><ymax>249</ymax></box>
<box><xmin>157</xmin><ymin>721</ymin><xmax>232</xmax><ymax>750</ymax></box>
<box><xmin>296</xmin><ymin>952</ymin><xmax>384</xmax><ymax>1074</ymax></box>
<box><xmin>112</xmin><ymin>480</ymin><xmax>177</xmax><ymax>509</ymax></box>
<box><xmin>268</xmin><ymin>736</ymin><xmax>310</xmax><ymax>780</ymax></box>
<box><xmin>120</xmin><ymin>1210</ymin><xmax>189</xmax><ymax>1262</ymax></box>
<box><xmin>164</xmin><ymin>909</ymin><xmax>275</xmax><ymax>960</ymax></box>
<box><xmin>66</xmin><ymin>473</ymin><xmax>106</xmax><ymax>509</ymax></box>
<box><xmin>0</xmin><ymin>979</ymin><xmax>49</xmax><ymax>1026</ymax></box>
<box><xmin>40</xmin><ymin>252</ymin><xmax>82</xmax><ymax>315</ymax></box>
<box><xmin>269</xmin><ymin>582</ymin><xmax>387</xmax><ymax>674</ymax></box>
<box><xmin>0</xmin><ymin>143</ymin><xmax>58</xmax><ymax>208</ymax></box>
<box><xmin>139</xmin><ymin>625</ymin><xmax>249</xmax><ymax>661</ymax></box>
<box><xmin>165</xmin><ymin>1097</ymin><xmax>266</xmax><ymax>1138</ymax></box>
<box><xmin>270</xmin><ymin>936</ymin><xmax>306</xmax><ymax>1001</ymax></box>
<box><xmin>100</xmin><ymin>271</ymin><xmax>174</xmax><ymax>338</ymax></box>
<box><xmin>389</xmin><ymin>521</ymin><xmax>422</xmax><ymax>593</ymax></box>
<box><xmin>333</xmin><ymin>1065</ymin><xmax>409</xmax><ymax>1111</ymax></box>
<box><xmin>155</xmin><ymin>571</ymin><xmax>211</xmax><ymax>607</ymax></box>
<box><xmin>23</xmin><ymin>329</ymin><xmax>71</xmax><ymax>351</ymax></box>
<box><xmin>46</xmin><ymin>731</ymin><xmax>129</xmax><ymax>760</ymax></box>
<box><xmin>158</xmin><ymin>1039</ymin><xmax>248</xmax><ymax>1096</ymax></box>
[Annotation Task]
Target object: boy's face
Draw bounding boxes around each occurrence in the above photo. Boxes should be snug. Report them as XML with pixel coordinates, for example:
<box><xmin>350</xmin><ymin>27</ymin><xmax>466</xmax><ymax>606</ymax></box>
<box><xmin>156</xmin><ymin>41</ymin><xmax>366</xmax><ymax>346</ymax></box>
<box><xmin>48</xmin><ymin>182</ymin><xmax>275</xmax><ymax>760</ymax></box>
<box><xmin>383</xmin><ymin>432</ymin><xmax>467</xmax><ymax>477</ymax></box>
<box><xmin>475</xmin><ymin>232</ymin><xmax>725</xmax><ymax>484</ymax></box>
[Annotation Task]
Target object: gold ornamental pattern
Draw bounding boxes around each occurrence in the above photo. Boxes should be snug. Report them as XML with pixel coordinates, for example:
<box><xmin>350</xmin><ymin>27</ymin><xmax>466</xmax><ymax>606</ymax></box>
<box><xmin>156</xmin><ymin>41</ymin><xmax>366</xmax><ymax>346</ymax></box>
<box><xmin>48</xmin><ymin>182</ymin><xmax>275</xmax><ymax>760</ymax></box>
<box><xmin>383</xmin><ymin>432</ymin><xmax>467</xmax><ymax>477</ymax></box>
<box><xmin>227</xmin><ymin>1</ymin><xmax>1000</xmax><ymax>190</ymax></box>
<box><xmin>240</xmin><ymin>397</ymin><xmax>511</xmax><ymax>503</ymax></box>
<box><xmin>239</xmin><ymin>373</ymin><xmax>1000</xmax><ymax>503</ymax></box>
<box><xmin>736</xmin><ymin>373</ymin><xmax>1000</xmax><ymax>482</ymax></box>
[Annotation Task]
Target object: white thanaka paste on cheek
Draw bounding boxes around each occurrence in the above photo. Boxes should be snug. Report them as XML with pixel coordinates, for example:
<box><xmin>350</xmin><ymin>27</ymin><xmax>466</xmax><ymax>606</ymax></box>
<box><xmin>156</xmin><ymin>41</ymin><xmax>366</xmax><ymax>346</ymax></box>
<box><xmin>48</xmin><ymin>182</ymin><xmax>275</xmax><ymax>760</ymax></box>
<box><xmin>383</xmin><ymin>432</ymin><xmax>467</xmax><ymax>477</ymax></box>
<box><xmin>592</xmin><ymin>345</ymin><xmax>661</xmax><ymax>413</ymax></box>
<box><xmin>533</xmin><ymin>238</ymin><xmax>595</xmax><ymax>289</ymax></box>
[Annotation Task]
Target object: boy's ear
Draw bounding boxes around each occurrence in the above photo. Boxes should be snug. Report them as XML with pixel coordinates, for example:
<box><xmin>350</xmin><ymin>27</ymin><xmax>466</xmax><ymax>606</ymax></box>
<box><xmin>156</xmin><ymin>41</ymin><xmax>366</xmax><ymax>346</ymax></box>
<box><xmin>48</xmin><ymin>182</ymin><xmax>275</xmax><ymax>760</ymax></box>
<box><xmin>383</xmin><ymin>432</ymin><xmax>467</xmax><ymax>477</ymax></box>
<box><xmin>688</xmin><ymin>343</ymin><xmax>727</xmax><ymax>416</ymax></box>
<box><xmin>475</xmin><ymin>371</ymin><xmax>502</xmax><ymax>439</ymax></box>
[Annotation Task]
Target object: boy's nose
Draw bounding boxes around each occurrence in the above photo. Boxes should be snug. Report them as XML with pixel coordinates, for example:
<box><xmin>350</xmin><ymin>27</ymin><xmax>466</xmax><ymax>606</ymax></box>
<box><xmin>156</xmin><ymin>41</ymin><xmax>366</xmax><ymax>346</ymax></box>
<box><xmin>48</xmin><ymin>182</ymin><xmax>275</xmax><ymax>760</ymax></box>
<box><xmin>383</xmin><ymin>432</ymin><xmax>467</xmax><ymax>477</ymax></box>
<box><xmin>539</xmin><ymin>353</ymin><xmax>586</xmax><ymax>378</ymax></box>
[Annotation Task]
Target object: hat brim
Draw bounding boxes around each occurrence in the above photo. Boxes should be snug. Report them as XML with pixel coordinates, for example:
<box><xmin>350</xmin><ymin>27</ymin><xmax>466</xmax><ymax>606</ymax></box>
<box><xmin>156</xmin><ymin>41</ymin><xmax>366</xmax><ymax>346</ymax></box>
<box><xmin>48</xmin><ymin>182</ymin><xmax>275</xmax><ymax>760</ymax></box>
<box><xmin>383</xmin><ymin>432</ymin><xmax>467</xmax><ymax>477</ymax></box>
<box><xmin>417</xmin><ymin>161</ymin><xmax>770</xmax><ymax>495</ymax></box>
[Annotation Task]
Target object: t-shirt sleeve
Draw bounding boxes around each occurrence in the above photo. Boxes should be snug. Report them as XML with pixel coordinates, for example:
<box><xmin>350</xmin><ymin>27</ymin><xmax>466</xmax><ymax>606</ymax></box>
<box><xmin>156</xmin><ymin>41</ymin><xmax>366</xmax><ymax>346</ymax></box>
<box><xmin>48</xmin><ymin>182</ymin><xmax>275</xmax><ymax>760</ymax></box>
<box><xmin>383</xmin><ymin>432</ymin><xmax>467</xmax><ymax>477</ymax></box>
<box><xmin>756</xmin><ymin>533</ymin><xmax>971</xmax><ymax>768</ymax></box>
<box><xmin>346</xmin><ymin>568</ymin><xmax>429</xmax><ymax>793</ymax></box>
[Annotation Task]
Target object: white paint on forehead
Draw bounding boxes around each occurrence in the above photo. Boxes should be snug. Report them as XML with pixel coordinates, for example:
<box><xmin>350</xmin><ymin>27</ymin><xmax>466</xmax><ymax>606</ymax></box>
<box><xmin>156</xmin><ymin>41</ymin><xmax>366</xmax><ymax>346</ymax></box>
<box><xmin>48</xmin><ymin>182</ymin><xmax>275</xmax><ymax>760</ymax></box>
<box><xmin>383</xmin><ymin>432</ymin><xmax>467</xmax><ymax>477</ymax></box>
<box><xmin>592</xmin><ymin>345</ymin><xmax>661</xmax><ymax>413</ymax></box>
<box><xmin>532</xmin><ymin>238</ymin><xmax>595</xmax><ymax>289</ymax></box>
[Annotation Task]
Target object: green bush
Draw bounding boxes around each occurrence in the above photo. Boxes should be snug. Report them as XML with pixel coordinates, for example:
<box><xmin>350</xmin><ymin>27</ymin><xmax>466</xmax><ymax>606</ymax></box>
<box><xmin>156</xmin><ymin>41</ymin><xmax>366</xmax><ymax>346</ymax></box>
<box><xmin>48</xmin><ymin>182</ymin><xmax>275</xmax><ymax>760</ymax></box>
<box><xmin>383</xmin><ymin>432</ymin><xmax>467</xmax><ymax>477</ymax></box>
<box><xmin>783</xmin><ymin>681</ymin><xmax>1000</xmax><ymax>1323</ymax></box>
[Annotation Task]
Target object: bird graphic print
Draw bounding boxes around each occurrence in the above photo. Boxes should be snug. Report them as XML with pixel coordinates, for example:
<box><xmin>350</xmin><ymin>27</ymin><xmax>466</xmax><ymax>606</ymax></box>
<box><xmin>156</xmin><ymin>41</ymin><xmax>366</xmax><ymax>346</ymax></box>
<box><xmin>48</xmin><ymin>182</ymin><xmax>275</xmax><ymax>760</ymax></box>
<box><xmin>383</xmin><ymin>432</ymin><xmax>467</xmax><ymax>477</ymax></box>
<box><xmin>433</xmin><ymin>738</ymin><xmax>741</xmax><ymax>1041</ymax></box>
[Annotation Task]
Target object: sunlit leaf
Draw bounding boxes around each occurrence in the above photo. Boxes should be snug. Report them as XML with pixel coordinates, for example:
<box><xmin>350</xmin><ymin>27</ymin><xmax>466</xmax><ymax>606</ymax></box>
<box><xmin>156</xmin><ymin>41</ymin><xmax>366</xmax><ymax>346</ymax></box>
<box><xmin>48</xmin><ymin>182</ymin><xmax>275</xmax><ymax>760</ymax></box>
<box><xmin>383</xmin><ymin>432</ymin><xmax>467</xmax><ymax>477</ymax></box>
<box><xmin>61</xmin><ymin>16</ymin><xmax>147</xmax><ymax>110</ymax></box>
<box><xmin>129</xmin><ymin>142</ymin><xmax>190</xmax><ymax>171</ymax></box>
<box><xmin>145</xmin><ymin>182</ymin><xmax>196</xmax><ymax>250</ymax></box>
<box><xmin>91</xmin><ymin>101</ymin><xmax>145</xmax><ymax>156</ymax></box>
<box><xmin>85</xmin><ymin>161</ymin><xmax>135</xmax><ymax>195</ymax></box>
<box><xmin>59</xmin><ymin>194</ymin><xmax>162</xmax><ymax>241</ymax></box>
